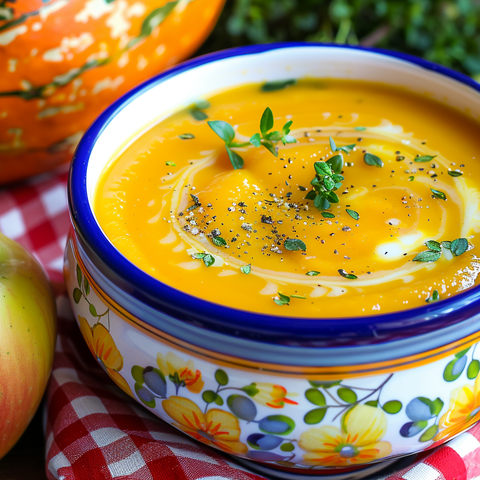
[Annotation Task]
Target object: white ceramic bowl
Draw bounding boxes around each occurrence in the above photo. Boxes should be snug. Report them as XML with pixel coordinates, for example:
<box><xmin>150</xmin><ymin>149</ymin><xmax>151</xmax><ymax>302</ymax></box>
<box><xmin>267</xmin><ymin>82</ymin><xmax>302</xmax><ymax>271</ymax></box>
<box><xmin>65</xmin><ymin>44</ymin><xmax>480</xmax><ymax>479</ymax></box>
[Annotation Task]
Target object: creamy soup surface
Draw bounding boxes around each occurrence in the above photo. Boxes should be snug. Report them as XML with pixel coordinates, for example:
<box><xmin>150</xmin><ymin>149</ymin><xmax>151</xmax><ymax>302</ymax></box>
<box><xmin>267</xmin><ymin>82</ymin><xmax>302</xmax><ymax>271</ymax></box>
<box><xmin>94</xmin><ymin>79</ymin><xmax>480</xmax><ymax>317</ymax></box>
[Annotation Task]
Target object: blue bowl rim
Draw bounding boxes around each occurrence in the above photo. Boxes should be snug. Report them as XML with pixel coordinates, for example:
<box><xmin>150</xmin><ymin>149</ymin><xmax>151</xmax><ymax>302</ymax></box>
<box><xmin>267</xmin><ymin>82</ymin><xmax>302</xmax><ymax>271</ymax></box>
<box><xmin>69</xmin><ymin>42</ymin><xmax>480</xmax><ymax>343</ymax></box>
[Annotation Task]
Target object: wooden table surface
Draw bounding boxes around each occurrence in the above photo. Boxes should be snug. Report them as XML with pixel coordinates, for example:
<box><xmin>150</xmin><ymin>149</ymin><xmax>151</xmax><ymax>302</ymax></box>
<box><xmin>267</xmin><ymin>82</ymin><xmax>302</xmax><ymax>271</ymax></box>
<box><xmin>0</xmin><ymin>408</ymin><xmax>48</xmax><ymax>480</ymax></box>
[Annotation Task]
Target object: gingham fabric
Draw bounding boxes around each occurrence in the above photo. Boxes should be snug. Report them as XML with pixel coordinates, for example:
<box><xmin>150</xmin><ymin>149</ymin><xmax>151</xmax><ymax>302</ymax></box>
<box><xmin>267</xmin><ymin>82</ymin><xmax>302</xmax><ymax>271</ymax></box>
<box><xmin>1</xmin><ymin>166</ymin><xmax>480</xmax><ymax>480</ymax></box>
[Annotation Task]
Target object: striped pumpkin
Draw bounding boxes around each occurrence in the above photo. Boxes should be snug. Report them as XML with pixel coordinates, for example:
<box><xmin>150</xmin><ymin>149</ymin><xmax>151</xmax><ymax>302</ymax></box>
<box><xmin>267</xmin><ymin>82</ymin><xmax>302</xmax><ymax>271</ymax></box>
<box><xmin>0</xmin><ymin>0</ymin><xmax>224</xmax><ymax>183</ymax></box>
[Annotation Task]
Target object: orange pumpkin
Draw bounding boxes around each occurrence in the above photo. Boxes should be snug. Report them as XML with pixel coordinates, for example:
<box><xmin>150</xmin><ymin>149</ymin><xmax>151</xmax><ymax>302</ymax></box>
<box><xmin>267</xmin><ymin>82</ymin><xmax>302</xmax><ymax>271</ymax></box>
<box><xmin>0</xmin><ymin>0</ymin><xmax>224</xmax><ymax>184</ymax></box>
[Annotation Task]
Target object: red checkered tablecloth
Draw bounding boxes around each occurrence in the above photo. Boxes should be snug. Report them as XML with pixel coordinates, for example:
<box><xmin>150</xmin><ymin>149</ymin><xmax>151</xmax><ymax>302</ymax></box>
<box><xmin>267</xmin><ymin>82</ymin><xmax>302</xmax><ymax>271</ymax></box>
<box><xmin>0</xmin><ymin>165</ymin><xmax>480</xmax><ymax>480</ymax></box>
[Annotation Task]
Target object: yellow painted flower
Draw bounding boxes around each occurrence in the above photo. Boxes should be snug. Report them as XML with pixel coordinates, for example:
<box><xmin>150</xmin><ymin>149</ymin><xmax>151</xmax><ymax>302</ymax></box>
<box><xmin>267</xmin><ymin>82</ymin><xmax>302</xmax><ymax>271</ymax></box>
<box><xmin>78</xmin><ymin>315</ymin><xmax>132</xmax><ymax>396</ymax></box>
<box><xmin>435</xmin><ymin>375</ymin><xmax>480</xmax><ymax>441</ymax></box>
<box><xmin>162</xmin><ymin>396</ymin><xmax>248</xmax><ymax>454</ymax></box>
<box><xmin>157</xmin><ymin>352</ymin><xmax>204</xmax><ymax>393</ymax></box>
<box><xmin>248</xmin><ymin>382</ymin><xmax>298</xmax><ymax>409</ymax></box>
<box><xmin>299</xmin><ymin>405</ymin><xmax>392</xmax><ymax>467</ymax></box>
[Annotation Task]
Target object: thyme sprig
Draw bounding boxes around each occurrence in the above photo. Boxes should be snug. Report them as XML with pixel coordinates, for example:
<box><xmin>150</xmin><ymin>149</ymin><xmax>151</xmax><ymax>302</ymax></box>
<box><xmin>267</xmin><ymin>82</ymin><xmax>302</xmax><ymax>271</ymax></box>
<box><xmin>207</xmin><ymin>107</ymin><xmax>297</xmax><ymax>169</ymax></box>
<box><xmin>305</xmin><ymin>158</ymin><xmax>344</xmax><ymax>211</ymax></box>
<box><xmin>413</xmin><ymin>237</ymin><xmax>469</xmax><ymax>262</ymax></box>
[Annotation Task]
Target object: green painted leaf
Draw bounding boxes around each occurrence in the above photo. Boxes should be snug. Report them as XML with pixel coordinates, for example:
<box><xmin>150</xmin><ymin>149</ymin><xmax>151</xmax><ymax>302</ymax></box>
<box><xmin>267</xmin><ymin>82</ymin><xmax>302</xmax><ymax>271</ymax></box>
<box><xmin>261</xmin><ymin>79</ymin><xmax>296</xmax><ymax>92</ymax></box>
<box><xmin>208</xmin><ymin>120</ymin><xmax>235</xmax><ymax>144</ymax></box>
<box><xmin>280</xmin><ymin>442</ymin><xmax>295</xmax><ymax>452</ymax></box>
<box><xmin>430</xmin><ymin>398</ymin><xmax>444</xmax><ymax>416</ymax></box>
<box><xmin>414</xmin><ymin>155</ymin><xmax>436</xmax><ymax>162</ymax></box>
<box><xmin>382</xmin><ymin>400</ymin><xmax>402</xmax><ymax>414</ymax></box>
<box><xmin>304</xmin><ymin>408</ymin><xmax>327</xmax><ymax>424</ymax></box>
<box><xmin>131</xmin><ymin>365</ymin><xmax>144</xmax><ymax>384</ymax></box>
<box><xmin>451</xmin><ymin>238</ymin><xmax>468</xmax><ymax>256</ymax></box>
<box><xmin>284</xmin><ymin>239</ymin><xmax>307</xmax><ymax>251</ymax></box>
<box><xmin>214</xmin><ymin>395</ymin><xmax>224</xmax><ymax>406</ymax></box>
<box><xmin>365</xmin><ymin>400</ymin><xmax>379</xmax><ymax>407</ymax></box>
<box><xmin>260</xmin><ymin>107</ymin><xmax>274</xmax><ymax>137</ymax></box>
<box><xmin>364</xmin><ymin>152</ymin><xmax>383</xmax><ymax>167</ymax></box>
<box><xmin>259</xmin><ymin>415</ymin><xmax>295</xmax><ymax>435</ymax></box>
<box><xmin>467</xmin><ymin>359</ymin><xmax>480</xmax><ymax>379</ymax></box>
<box><xmin>305</xmin><ymin>388</ymin><xmax>326</xmax><ymax>406</ymax></box>
<box><xmin>308</xmin><ymin>380</ymin><xmax>342</xmax><ymax>388</ymax></box>
<box><xmin>84</xmin><ymin>278</ymin><xmax>90</xmax><ymax>296</ymax></box>
<box><xmin>455</xmin><ymin>347</ymin><xmax>471</xmax><ymax>358</ymax></box>
<box><xmin>419</xmin><ymin>424</ymin><xmax>438</xmax><ymax>442</ymax></box>
<box><xmin>215</xmin><ymin>369</ymin><xmax>229</xmax><ymax>386</ymax></box>
<box><xmin>139</xmin><ymin>1</ymin><xmax>178</xmax><ymax>37</ymax></box>
<box><xmin>135</xmin><ymin>383</ymin><xmax>156</xmax><ymax>408</ymax></box>
<box><xmin>89</xmin><ymin>304</ymin><xmax>97</xmax><ymax>317</ymax></box>
<box><xmin>76</xmin><ymin>264</ymin><xmax>82</xmax><ymax>287</ymax></box>
<box><xmin>412</xmin><ymin>251</ymin><xmax>442</xmax><ymax>262</ymax></box>
<box><xmin>444</xmin><ymin>355</ymin><xmax>468</xmax><ymax>381</ymax></box>
<box><xmin>202</xmin><ymin>390</ymin><xmax>218</xmax><ymax>404</ymax></box>
<box><xmin>73</xmin><ymin>288</ymin><xmax>82</xmax><ymax>304</ymax></box>
<box><xmin>242</xmin><ymin>384</ymin><xmax>260</xmax><ymax>396</ymax></box>
<box><xmin>337</xmin><ymin>388</ymin><xmax>357</xmax><ymax>404</ymax></box>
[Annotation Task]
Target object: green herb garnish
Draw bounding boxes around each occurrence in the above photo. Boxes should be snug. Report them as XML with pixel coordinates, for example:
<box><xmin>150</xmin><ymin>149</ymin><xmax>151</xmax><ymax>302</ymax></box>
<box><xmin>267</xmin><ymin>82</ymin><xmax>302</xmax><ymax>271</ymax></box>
<box><xmin>186</xmin><ymin>193</ymin><xmax>201</xmax><ymax>211</ymax></box>
<box><xmin>274</xmin><ymin>292</ymin><xmax>290</xmax><ymax>306</ymax></box>
<box><xmin>451</xmin><ymin>238</ymin><xmax>469</xmax><ymax>256</ymax></box>
<box><xmin>212</xmin><ymin>236</ymin><xmax>227</xmax><ymax>247</ymax></box>
<box><xmin>338</xmin><ymin>269</ymin><xmax>357</xmax><ymax>279</ymax></box>
<box><xmin>291</xmin><ymin>294</ymin><xmax>306</xmax><ymax>299</ymax></box>
<box><xmin>261</xmin><ymin>79</ymin><xmax>296</xmax><ymax>92</ymax></box>
<box><xmin>346</xmin><ymin>209</ymin><xmax>359</xmax><ymax>220</ymax></box>
<box><xmin>408</xmin><ymin>176</ymin><xmax>414</xmax><ymax>181</ymax></box>
<box><xmin>414</xmin><ymin>155</ymin><xmax>436</xmax><ymax>163</ymax></box>
<box><xmin>208</xmin><ymin>107</ymin><xmax>296</xmax><ymax>168</ymax></box>
<box><xmin>179</xmin><ymin>133</ymin><xmax>195</xmax><ymax>140</ymax></box>
<box><xmin>430</xmin><ymin>188</ymin><xmax>447</xmax><ymax>200</ymax></box>
<box><xmin>354</xmin><ymin>126</ymin><xmax>367</xmax><ymax>131</ymax></box>
<box><xmin>305</xmin><ymin>160</ymin><xmax>344</xmax><ymax>211</ymax></box>
<box><xmin>193</xmin><ymin>252</ymin><xmax>215</xmax><ymax>267</ymax></box>
<box><xmin>321</xmin><ymin>212</ymin><xmax>335</xmax><ymax>218</ymax></box>
<box><xmin>306</xmin><ymin>271</ymin><xmax>320</xmax><ymax>276</ymax></box>
<box><xmin>250</xmin><ymin>107</ymin><xmax>297</xmax><ymax>156</ymax></box>
<box><xmin>166</xmin><ymin>161</ymin><xmax>176</xmax><ymax>166</ymax></box>
<box><xmin>240</xmin><ymin>264</ymin><xmax>251</xmax><ymax>275</ymax></box>
<box><xmin>329</xmin><ymin>136</ymin><xmax>355</xmax><ymax>154</ymax></box>
<box><xmin>284</xmin><ymin>238</ymin><xmax>307</xmax><ymax>251</ymax></box>
<box><xmin>189</xmin><ymin>100</ymin><xmax>210</xmax><ymax>121</ymax></box>
<box><xmin>448</xmin><ymin>171</ymin><xmax>463</xmax><ymax>177</ymax></box>
<box><xmin>364</xmin><ymin>152</ymin><xmax>383</xmax><ymax>167</ymax></box>
<box><xmin>426</xmin><ymin>289</ymin><xmax>440</xmax><ymax>303</ymax></box>
<box><xmin>413</xmin><ymin>237</ymin><xmax>469</xmax><ymax>262</ymax></box>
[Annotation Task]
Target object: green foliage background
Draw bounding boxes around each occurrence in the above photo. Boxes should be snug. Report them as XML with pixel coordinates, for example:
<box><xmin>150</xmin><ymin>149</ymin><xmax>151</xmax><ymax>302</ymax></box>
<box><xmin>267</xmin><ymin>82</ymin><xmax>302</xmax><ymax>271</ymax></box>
<box><xmin>200</xmin><ymin>0</ymin><xmax>480</xmax><ymax>78</ymax></box>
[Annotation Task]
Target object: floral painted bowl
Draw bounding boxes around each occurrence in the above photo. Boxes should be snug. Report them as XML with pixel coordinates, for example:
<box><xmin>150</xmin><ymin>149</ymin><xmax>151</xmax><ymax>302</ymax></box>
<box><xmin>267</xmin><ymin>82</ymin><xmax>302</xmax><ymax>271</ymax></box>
<box><xmin>65</xmin><ymin>43</ymin><xmax>480</xmax><ymax>479</ymax></box>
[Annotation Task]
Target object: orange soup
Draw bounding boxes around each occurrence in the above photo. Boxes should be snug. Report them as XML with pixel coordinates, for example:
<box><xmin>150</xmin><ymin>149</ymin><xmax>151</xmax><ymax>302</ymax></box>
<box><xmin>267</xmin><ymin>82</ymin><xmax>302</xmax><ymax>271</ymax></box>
<box><xmin>94</xmin><ymin>79</ymin><xmax>480</xmax><ymax>317</ymax></box>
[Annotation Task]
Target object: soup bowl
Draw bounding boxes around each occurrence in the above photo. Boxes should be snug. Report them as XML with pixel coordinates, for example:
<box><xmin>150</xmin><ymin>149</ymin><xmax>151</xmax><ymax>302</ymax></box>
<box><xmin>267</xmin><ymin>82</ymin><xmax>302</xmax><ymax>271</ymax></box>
<box><xmin>65</xmin><ymin>43</ymin><xmax>480</xmax><ymax>479</ymax></box>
